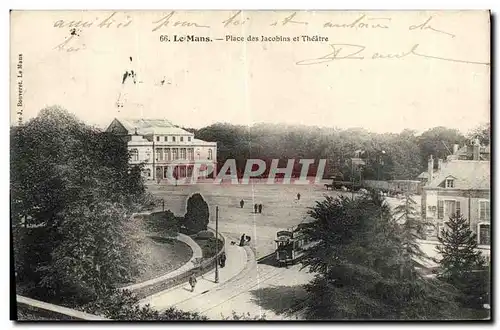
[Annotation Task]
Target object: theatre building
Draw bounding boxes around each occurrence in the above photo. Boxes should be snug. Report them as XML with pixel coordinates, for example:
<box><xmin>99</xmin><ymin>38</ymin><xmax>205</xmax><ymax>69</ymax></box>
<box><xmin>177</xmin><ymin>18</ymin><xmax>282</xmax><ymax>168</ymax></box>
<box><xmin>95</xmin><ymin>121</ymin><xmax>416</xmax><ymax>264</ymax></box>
<box><xmin>106</xmin><ymin>118</ymin><xmax>217</xmax><ymax>181</ymax></box>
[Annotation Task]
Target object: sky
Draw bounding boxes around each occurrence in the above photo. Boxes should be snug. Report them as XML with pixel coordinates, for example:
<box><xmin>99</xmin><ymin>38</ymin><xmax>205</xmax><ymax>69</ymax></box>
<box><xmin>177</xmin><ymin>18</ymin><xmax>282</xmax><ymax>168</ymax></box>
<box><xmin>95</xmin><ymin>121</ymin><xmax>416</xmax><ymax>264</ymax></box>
<box><xmin>10</xmin><ymin>10</ymin><xmax>490</xmax><ymax>134</ymax></box>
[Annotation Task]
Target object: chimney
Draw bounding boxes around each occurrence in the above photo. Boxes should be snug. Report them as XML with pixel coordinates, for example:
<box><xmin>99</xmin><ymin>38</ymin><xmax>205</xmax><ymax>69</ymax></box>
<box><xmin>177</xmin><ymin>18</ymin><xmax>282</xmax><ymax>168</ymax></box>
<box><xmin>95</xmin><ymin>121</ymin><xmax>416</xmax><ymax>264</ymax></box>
<box><xmin>438</xmin><ymin>159</ymin><xmax>443</xmax><ymax>172</ymax></box>
<box><xmin>473</xmin><ymin>138</ymin><xmax>480</xmax><ymax>160</ymax></box>
<box><xmin>428</xmin><ymin>155</ymin><xmax>434</xmax><ymax>180</ymax></box>
<box><xmin>453</xmin><ymin>144</ymin><xmax>459</xmax><ymax>154</ymax></box>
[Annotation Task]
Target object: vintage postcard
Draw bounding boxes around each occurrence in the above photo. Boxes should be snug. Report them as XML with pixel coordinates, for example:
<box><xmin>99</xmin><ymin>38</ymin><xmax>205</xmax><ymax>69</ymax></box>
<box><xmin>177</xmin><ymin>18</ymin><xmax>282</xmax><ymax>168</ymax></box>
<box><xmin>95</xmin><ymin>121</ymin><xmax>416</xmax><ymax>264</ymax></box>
<box><xmin>10</xmin><ymin>10</ymin><xmax>490</xmax><ymax>321</ymax></box>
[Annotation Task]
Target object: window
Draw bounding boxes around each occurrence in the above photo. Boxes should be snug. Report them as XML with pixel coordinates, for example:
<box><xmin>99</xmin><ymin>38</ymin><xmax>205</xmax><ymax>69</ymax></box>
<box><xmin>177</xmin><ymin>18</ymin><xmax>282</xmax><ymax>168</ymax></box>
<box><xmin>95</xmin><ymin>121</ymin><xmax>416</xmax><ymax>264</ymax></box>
<box><xmin>437</xmin><ymin>200</ymin><xmax>444</xmax><ymax>219</ymax></box>
<box><xmin>180</xmin><ymin>136</ymin><xmax>184</xmax><ymax>142</ymax></box>
<box><xmin>479</xmin><ymin>201</ymin><xmax>490</xmax><ymax>220</ymax></box>
<box><xmin>156</xmin><ymin>136</ymin><xmax>160</xmax><ymax>142</ymax></box>
<box><xmin>188</xmin><ymin>136</ymin><xmax>192</xmax><ymax>142</ymax></box>
<box><xmin>156</xmin><ymin>148</ymin><xmax>163</xmax><ymax>161</ymax></box>
<box><xmin>188</xmin><ymin>148</ymin><xmax>194</xmax><ymax>161</ymax></box>
<box><xmin>478</xmin><ymin>224</ymin><xmax>490</xmax><ymax>245</ymax></box>
<box><xmin>180</xmin><ymin>148</ymin><xmax>187</xmax><ymax>160</ymax></box>
<box><xmin>164</xmin><ymin>136</ymin><xmax>168</xmax><ymax>142</ymax></box>
<box><xmin>438</xmin><ymin>200</ymin><xmax>461</xmax><ymax>219</ymax></box>
<box><xmin>446</xmin><ymin>179</ymin><xmax>454</xmax><ymax>188</ymax></box>
<box><xmin>172</xmin><ymin>136</ymin><xmax>176</xmax><ymax>142</ymax></box>
<box><xmin>164</xmin><ymin>148</ymin><xmax>171</xmax><ymax>161</ymax></box>
<box><xmin>130</xmin><ymin>148</ymin><xmax>139</xmax><ymax>161</ymax></box>
<box><xmin>172</xmin><ymin>148</ymin><xmax>178</xmax><ymax>160</ymax></box>
<box><xmin>208</xmin><ymin>149</ymin><xmax>213</xmax><ymax>160</ymax></box>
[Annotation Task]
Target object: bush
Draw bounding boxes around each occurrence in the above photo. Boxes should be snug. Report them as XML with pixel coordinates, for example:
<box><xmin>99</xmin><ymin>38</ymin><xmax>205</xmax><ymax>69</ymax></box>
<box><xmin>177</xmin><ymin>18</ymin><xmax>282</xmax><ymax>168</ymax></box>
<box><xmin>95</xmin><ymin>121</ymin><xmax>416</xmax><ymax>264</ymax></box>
<box><xmin>183</xmin><ymin>194</ymin><xmax>209</xmax><ymax>234</ymax></box>
<box><xmin>146</xmin><ymin>210</ymin><xmax>179</xmax><ymax>237</ymax></box>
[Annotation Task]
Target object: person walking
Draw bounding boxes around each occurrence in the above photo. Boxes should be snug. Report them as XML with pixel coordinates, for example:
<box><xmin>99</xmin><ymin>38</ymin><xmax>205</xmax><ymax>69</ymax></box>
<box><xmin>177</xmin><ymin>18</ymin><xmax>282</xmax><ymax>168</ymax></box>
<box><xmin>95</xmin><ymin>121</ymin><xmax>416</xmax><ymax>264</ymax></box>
<box><xmin>258</xmin><ymin>204</ymin><xmax>263</xmax><ymax>214</ymax></box>
<box><xmin>240</xmin><ymin>199</ymin><xmax>244</xmax><ymax>208</ymax></box>
<box><xmin>188</xmin><ymin>273</ymin><xmax>197</xmax><ymax>292</ymax></box>
<box><xmin>297</xmin><ymin>193</ymin><xmax>301</xmax><ymax>201</ymax></box>
<box><xmin>240</xmin><ymin>233</ymin><xmax>246</xmax><ymax>246</ymax></box>
<box><xmin>254</xmin><ymin>204</ymin><xmax>258</xmax><ymax>213</ymax></box>
<box><xmin>219</xmin><ymin>251</ymin><xmax>227</xmax><ymax>268</ymax></box>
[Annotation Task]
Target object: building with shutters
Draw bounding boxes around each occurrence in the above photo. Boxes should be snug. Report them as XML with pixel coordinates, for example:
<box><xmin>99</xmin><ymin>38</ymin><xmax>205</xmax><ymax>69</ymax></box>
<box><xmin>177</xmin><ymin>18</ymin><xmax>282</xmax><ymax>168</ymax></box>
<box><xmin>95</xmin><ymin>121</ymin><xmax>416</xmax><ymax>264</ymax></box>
<box><xmin>106</xmin><ymin>118</ymin><xmax>217</xmax><ymax>181</ymax></box>
<box><xmin>421</xmin><ymin>139</ymin><xmax>490</xmax><ymax>247</ymax></box>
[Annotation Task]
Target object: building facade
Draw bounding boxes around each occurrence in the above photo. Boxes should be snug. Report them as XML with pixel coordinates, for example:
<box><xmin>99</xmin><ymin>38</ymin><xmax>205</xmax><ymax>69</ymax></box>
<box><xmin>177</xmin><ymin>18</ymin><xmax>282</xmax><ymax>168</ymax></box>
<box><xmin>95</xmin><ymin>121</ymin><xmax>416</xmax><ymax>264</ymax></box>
<box><xmin>421</xmin><ymin>140</ymin><xmax>490</xmax><ymax>247</ymax></box>
<box><xmin>107</xmin><ymin>118</ymin><xmax>217</xmax><ymax>181</ymax></box>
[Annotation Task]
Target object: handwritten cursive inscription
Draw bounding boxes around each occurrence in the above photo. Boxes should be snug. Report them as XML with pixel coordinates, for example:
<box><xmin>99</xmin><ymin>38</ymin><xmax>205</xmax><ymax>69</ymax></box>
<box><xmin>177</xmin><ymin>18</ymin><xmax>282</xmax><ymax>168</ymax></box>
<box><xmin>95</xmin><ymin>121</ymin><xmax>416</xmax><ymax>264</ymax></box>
<box><xmin>152</xmin><ymin>11</ymin><xmax>210</xmax><ymax>32</ymax></box>
<box><xmin>323</xmin><ymin>14</ymin><xmax>392</xmax><ymax>29</ymax></box>
<box><xmin>409</xmin><ymin>16</ymin><xmax>455</xmax><ymax>38</ymax></box>
<box><xmin>296</xmin><ymin>43</ymin><xmax>490</xmax><ymax>66</ymax></box>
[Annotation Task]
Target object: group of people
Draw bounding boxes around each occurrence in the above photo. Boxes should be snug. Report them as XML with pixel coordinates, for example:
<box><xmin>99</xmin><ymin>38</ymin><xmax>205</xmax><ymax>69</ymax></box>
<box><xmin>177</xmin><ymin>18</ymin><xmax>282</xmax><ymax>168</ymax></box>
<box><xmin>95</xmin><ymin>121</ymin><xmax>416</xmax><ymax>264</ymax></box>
<box><xmin>239</xmin><ymin>199</ymin><xmax>264</xmax><ymax>213</ymax></box>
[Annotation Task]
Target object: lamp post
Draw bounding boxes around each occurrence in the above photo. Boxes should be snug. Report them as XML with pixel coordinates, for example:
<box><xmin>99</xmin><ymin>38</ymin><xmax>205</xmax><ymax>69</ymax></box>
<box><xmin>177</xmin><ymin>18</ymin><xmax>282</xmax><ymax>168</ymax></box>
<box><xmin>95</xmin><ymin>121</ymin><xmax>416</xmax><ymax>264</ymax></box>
<box><xmin>215</xmin><ymin>206</ymin><xmax>219</xmax><ymax>283</ymax></box>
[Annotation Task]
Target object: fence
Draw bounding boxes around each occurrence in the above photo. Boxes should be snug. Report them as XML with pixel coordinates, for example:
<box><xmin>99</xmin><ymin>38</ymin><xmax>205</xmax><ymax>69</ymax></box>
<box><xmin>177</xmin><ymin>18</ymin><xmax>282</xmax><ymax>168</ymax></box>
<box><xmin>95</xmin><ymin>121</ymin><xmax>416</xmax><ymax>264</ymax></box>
<box><xmin>132</xmin><ymin>227</ymin><xmax>226</xmax><ymax>300</ymax></box>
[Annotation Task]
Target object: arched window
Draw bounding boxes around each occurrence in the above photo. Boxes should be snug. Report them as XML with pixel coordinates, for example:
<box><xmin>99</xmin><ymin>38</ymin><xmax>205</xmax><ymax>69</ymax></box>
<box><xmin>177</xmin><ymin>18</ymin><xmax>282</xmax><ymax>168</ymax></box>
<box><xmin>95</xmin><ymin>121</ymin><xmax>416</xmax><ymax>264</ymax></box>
<box><xmin>208</xmin><ymin>149</ymin><xmax>213</xmax><ymax>160</ymax></box>
<box><xmin>130</xmin><ymin>148</ymin><xmax>139</xmax><ymax>161</ymax></box>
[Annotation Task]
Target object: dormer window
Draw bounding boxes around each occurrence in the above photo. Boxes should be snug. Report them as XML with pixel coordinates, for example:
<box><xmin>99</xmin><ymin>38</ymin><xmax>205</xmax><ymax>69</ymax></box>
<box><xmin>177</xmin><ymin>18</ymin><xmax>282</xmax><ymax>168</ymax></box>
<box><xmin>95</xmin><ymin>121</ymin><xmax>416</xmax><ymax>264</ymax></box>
<box><xmin>180</xmin><ymin>136</ymin><xmax>184</xmax><ymax>142</ymax></box>
<box><xmin>172</xmin><ymin>136</ymin><xmax>176</xmax><ymax>142</ymax></box>
<box><xmin>156</xmin><ymin>136</ymin><xmax>160</xmax><ymax>142</ymax></box>
<box><xmin>188</xmin><ymin>137</ymin><xmax>192</xmax><ymax>142</ymax></box>
<box><xmin>446</xmin><ymin>179</ymin><xmax>454</xmax><ymax>188</ymax></box>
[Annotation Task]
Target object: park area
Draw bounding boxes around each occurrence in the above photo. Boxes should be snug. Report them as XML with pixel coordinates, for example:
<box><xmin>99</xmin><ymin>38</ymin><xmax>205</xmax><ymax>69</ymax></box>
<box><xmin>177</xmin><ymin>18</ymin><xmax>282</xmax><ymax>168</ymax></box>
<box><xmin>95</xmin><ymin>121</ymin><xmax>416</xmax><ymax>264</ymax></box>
<box><xmin>145</xmin><ymin>179</ymin><xmax>418</xmax><ymax>259</ymax></box>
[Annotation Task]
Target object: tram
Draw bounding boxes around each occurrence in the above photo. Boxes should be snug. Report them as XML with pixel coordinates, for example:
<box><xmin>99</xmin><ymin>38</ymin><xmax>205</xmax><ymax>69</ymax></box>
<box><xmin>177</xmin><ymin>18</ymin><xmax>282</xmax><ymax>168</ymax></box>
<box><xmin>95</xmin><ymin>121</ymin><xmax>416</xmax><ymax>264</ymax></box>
<box><xmin>274</xmin><ymin>225</ymin><xmax>317</xmax><ymax>267</ymax></box>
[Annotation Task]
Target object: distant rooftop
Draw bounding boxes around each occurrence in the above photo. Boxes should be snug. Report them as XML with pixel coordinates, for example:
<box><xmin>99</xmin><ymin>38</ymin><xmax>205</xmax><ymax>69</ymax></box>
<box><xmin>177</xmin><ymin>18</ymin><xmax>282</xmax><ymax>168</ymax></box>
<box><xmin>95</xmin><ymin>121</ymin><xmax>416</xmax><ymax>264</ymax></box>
<box><xmin>109</xmin><ymin>118</ymin><xmax>193</xmax><ymax>135</ymax></box>
<box><xmin>425</xmin><ymin>160</ymin><xmax>490</xmax><ymax>190</ymax></box>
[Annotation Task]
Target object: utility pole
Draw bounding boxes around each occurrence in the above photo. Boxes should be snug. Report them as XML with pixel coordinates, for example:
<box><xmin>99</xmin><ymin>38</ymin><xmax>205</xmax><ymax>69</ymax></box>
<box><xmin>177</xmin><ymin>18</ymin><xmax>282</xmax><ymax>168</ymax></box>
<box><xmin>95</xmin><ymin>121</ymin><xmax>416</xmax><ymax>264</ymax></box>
<box><xmin>162</xmin><ymin>199</ymin><xmax>165</xmax><ymax>212</ymax></box>
<box><xmin>215</xmin><ymin>206</ymin><xmax>219</xmax><ymax>283</ymax></box>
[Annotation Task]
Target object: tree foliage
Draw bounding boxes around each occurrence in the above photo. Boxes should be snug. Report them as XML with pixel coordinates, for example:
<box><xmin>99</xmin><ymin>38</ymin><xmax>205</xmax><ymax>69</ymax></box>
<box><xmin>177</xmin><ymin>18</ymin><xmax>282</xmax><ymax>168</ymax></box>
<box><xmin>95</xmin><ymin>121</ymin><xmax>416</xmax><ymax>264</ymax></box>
<box><xmin>190</xmin><ymin>123</ymin><xmax>475</xmax><ymax>181</ymax></box>
<box><xmin>11</xmin><ymin>107</ymin><xmax>148</xmax><ymax>305</ymax></box>
<box><xmin>298</xmin><ymin>193</ymin><xmax>460</xmax><ymax>320</ymax></box>
<box><xmin>183</xmin><ymin>193</ymin><xmax>210</xmax><ymax>234</ymax></box>
<box><xmin>437</xmin><ymin>213</ymin><xmax>489</xmax><ymax>308</ymax></box>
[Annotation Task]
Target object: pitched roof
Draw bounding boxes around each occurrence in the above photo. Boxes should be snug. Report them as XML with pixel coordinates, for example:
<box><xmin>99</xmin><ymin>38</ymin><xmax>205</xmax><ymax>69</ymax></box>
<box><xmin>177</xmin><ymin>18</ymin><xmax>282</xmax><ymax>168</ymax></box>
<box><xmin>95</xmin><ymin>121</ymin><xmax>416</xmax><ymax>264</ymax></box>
<box><xmin>113</xmin><ymin>118</ymin><xmax>193</xmax><ymax>135</ymax></box>
<box><xmin>425</xmin><ymin>160</ymin><xmax>490</xmax><ymax>190</ymax></box>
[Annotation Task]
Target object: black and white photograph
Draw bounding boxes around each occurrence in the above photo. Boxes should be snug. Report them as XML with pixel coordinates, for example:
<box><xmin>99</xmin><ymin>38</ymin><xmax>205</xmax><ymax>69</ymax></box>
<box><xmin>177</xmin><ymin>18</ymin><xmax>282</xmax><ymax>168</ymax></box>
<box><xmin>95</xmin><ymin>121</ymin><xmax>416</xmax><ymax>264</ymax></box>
<box><xmin>9</xmin><ymin>10</ymin><xmax>491</xmax><ymax>321</ymax></box>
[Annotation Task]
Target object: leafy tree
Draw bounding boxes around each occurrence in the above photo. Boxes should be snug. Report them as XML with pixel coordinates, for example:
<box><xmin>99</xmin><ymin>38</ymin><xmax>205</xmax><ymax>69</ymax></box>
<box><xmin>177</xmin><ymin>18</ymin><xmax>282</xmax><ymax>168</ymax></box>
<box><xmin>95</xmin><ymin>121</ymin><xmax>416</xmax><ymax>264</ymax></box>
<box><xmin>417</xmin><ymin>127</ymin><xmax>466</xmax><ymax>169</ymax></box>
<box><xmin>11</xmin><ymin>107</ymin><xmax>147</xmax><ymax>305</ymax></box>
<box><xmin>298</xmin><ymin>193</ymin><xmax>459</xmax><ymax>320</ymax></box>
<box><xmin>467</xmin><ymin>123</ymin><xmax>490</xmax><ymax>146</ymax></box>
<box><xmin>183</xmin><ymin>193</ymin><xmax>209</xmax><ymax>234</ymax></box>
<box><xmin>436</xmin><ymin>213</ymin><xmax>489</xmax><ymax>308</ymax></box>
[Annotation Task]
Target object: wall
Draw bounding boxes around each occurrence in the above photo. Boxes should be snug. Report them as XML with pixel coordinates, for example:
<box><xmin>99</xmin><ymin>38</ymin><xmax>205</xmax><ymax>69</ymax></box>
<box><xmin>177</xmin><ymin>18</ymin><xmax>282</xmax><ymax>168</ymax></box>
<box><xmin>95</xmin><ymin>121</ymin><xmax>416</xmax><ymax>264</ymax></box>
<box><xmin>16</xmin><ymin>295</ymin><xmax>109</xmax><ymax>321</ymax></box>
<box><xmin>132</xmin><ymin>227</ymin><xmax>226</xmax><ymax>299</ymax></box>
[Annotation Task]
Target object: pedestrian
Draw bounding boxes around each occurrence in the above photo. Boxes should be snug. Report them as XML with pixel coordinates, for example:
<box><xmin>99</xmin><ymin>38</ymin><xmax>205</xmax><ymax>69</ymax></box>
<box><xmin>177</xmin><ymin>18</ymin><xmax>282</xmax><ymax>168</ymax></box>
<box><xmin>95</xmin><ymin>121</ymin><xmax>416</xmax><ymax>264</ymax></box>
<box><xmin>258</xmin><ymin>204</ymin><xmax>263</xmax><ymax>214</ymax></box>
<box><xmin>240</xmin><ymin>199</ymin><xmax>244</xmax><ymax>208</ymax></box>
<box><xmin>240</xmin><ymin>233</ymin><xmax>246</xmax><ymax>246</ymax></box>
<box><xmin>188</xmin><ymin>273</ymin><xmax>197</xmax><ymax>292</ymax></box>
<box><xmin>219</xmin><ymin>251</ymin><xmax>227</xmax><ymax>268</ymax></box>
<box><xmin>297</xmin><ymin>193</ymin><xmax>301</xmax><ymax>201</ymax></box>
<box><xmin>254</xmin><ymin>204</ymin><xmax>258</xmax><ymax>213</ymax></box>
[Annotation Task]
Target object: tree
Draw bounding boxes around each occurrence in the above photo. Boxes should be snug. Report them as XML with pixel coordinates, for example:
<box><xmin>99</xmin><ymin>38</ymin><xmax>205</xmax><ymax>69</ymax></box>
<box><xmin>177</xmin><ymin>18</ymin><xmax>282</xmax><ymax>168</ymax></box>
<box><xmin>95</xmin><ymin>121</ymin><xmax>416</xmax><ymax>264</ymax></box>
<box><xmin>436</xmin><ymin>213</ymin><xmax>489</xmax><ymax>308</ymax></box>
<box><xmin>467</xmin><ymin>123</ymin><xmax>490</xmax><ymax>146</ymax></box>
<box><xmin>11</xmin><ymin>107</ymin><xmax>147</xmax><ymax>305</ymax></box>
<box><xmin>417</xmin><ymin>127</ymin><xmax>466</xmax><ymax>169</ymax></box>
<box><xmin>183</xmin><ymin>193</ymin><xmax>209</xmax><ymax>234</ymax></box>
<box><xmin>298</xmin><ymin>192</ymin><xmax>460</xmax><ymax>320</ymax></box>
<box><xmin>393</xmin><ymin>192</ymin><xmax>429</xmax><ymax>278</ymax></box>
